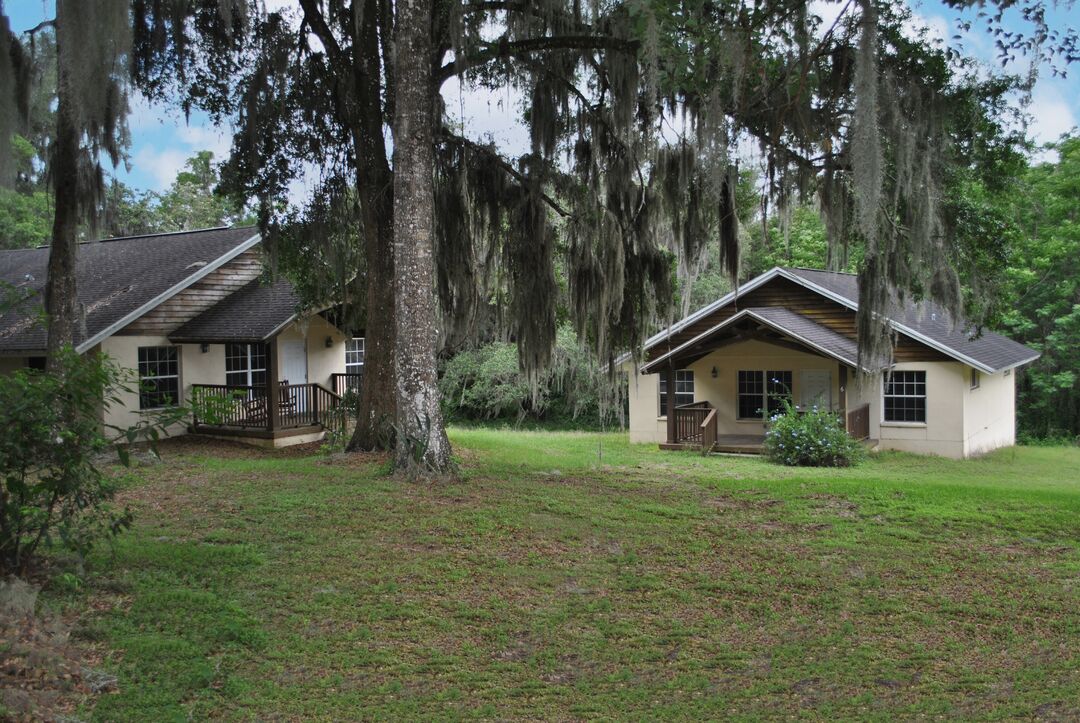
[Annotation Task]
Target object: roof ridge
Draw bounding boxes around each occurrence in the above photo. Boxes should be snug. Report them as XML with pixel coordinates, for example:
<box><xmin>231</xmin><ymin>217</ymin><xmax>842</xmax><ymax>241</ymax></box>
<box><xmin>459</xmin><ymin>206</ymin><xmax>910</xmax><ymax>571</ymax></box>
<box><xmin>28</xmin><ymin>225</ymin><xmax>257</xmax><ymax>248</ymax></box>
<box><xmin>784</xmin><ymin>266</ymin><xmax>857</xmax><ymax>276</ymax></box>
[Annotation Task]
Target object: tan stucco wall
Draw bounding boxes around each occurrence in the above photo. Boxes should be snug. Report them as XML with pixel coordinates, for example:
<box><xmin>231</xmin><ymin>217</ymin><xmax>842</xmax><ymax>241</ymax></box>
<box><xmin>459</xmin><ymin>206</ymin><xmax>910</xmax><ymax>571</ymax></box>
<box><xmin>98</xmin><ymin>335</ymin><xmax>211</xmax><ymax>436</ymax></box>
<box><xmin>872</xmin><ymin>361</ymin><xmax>966</xmax><ymax>459</ymax></box>
<box><xmin>625</xmin><ymin>339</ymin><xmax>844</xmax><ymax>444</ymax></box>
<box><xmin>963</xmin><ymin>368</ymin><xmax>1016</xmax><ymax>456</ymax></box>
<box><xmin>625</xmin><ymin>366</ymin><xmax>664</xmax><ymax>444</ymax></box>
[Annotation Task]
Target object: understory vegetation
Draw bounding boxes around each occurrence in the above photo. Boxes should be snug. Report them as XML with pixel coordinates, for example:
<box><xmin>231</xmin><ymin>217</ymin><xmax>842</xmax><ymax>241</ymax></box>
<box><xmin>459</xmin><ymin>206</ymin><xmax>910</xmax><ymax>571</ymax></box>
<box><xmin>19</xmin><ymin>431</ymin><xmax>1080</xmax><ymax>720</ymax></box>
<box><xmin>439</xmin><ymin>325</ymin><xmax>625</xmax><ymax>430</ymax></box>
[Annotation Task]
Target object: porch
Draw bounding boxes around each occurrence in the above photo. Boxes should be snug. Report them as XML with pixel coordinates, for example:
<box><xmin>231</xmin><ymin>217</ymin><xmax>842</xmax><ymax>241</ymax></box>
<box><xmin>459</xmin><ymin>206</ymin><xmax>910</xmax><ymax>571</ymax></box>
<box><xmin>639</xmin><ymin>306</ymin><xmax>875</xmax><ymax>455</ymax></box>
<box><xmin>190</xmin><ymin>381</ymin><xmax>348</xmax><ymax>444</ymax></box>
<box><xmin>659</xmin><ymin>399</ymin><xmax>871</xmax><ymax>455</ymax></box>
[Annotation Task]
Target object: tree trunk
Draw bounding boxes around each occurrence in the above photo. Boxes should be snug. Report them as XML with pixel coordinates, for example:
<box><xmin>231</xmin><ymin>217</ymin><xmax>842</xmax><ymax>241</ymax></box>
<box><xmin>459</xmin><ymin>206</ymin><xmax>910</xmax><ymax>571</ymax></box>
<box><xmin>44</xmin><ymin>17</ymin><xmax>80</xmax><ymax>374</ymax></box>
<box><xmin>347</xmin><ymin>0</ymin><xmax>397</xmax><ymax>452</ymax></box>
<box><xmin>391</xmin><ymin>0</ymin><xmax>452</xmax><ymax>476</ymax></box>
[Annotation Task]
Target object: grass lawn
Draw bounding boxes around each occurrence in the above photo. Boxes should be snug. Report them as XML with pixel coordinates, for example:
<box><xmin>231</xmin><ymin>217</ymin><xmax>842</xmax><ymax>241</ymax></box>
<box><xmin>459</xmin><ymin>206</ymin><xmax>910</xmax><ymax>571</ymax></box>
<box><xmin>49</xmin><ymin>430</ymin><xmax>1080</xmax><ymax>720</ymax></box>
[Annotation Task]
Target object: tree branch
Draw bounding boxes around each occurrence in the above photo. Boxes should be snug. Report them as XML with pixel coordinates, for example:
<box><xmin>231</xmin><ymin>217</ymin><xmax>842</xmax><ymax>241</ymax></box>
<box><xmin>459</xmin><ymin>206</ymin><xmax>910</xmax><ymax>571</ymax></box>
<box><xmin>436</xmin><ymin>34</ymin><xmax>638</xmax><ymax>85</ymax></box>
<box><xmin>438</xmin><ymin>129</ymin><xmax>571</xmax><ymax>217</ymax></box>
<box><xmin>297</xmin><ymin>0</ymin><xmax>349</xmax><ymax>70</ymax></box>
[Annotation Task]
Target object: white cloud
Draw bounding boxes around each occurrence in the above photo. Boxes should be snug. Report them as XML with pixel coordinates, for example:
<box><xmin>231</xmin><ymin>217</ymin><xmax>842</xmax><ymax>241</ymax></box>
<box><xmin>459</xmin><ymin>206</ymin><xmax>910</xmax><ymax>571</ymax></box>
<box><xmin>1027</xmin><ymin>88</ymin><xmax>1078</xmax><ymax>147</ymax></box>
<box><xmin>131</xmin><ymin>146</ymin><xmax>192</xmax><ymax>189</ymax></box>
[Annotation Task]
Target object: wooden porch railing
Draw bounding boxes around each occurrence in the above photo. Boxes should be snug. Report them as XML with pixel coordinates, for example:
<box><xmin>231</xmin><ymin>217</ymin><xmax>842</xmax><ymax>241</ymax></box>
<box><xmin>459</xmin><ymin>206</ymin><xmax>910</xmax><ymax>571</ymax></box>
<box><xmin>331</xmin><ymin>372</ymin><xmax>364</xmax><ymax>397</ymax></box>
<box><xmin>846</xmin><ymin>402</ymin><xmax>870</xmax><ymax>440</ymax></box>
<box><xmin>191</xmin><ymin>383</ymin><xmax>345</xmax><ymax>435</ymax></box>
<box><xmin>700</xmin><ymin>407</ymin><xmax>718</xmax><ymax>453</ymax></box>
<box><xmin>672</xmin><ymin>401</ymin><xmax>712</xmax><ymax>445</ymax></box>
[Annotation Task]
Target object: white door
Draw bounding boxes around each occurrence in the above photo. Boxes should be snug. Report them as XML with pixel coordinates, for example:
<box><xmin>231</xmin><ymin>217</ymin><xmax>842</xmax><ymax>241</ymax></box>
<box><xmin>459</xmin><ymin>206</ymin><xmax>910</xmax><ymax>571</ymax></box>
<box><xmin>280</xmin><ymin>340</ymin><xmax>308</xmax><ymax>415</ymax></box>
<box><xmin>800</xmin><ymin>370</ymin><xmax>832</xmax><ymax>410</ymax></box>
<box><xmin>280</xmin><ymin>340</ymin><xmax>308</xmax><ymax>384</ymax></box>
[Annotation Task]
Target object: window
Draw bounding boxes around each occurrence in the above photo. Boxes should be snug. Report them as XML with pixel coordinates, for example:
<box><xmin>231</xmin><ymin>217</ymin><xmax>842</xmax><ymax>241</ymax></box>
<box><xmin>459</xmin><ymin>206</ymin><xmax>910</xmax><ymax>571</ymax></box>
<box><xmin>738</xmin><ymin>370</ymin><xmax>764</xmax><ymax>419</ymax></box>
<box><xmin>225</xmin><ymin>343</ymin><xmax>267</xmax><ymax>388</ymax></box>
<box><xmin>658</xmin><ymin>370</ymin><xmax>694</xmax><ymax>415</ymax></box>
<box><xmin>138</xmin><ymin>346</ymin><xmax>179</xmax><ymax>409</ymax></box>
<box><xmin>738</xmin><ymin>369</ymin><xmax>793</xmax><ymax>419</ymax></box>
<box><xmin>345</xmin><ymin>337</ymin><xmax>365</xmax><ymax>373</ymax></box>
<box><xmin>767</xmin><ymin>371</ymin><xmax>793</xmax><ymax>415</ymax></box>
<box><xmin>970</xmin><ymin>368</ymin><xmax>980</xmax><ymax>390</ymax></box>
<box><xmin>883</xmin><ymin>370</ymin><xmax>926</xmax><ymax>423</ymax></box>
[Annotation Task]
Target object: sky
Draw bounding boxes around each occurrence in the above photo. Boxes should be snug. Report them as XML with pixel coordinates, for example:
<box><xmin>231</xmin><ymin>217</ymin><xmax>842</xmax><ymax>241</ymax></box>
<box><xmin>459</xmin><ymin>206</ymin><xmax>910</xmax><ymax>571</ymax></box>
<box><xmin>6</xmin><ymin>0</ymin><xmax>1079</xmax><ymax>197</ymax></box>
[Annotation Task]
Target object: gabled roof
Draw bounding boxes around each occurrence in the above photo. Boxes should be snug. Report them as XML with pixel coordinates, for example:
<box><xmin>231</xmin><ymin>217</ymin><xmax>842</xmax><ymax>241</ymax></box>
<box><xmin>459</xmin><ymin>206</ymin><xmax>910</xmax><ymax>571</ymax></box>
<box><xmin>169</xmin><ymin>278</ymin><xmax>300</xmax><ymax>343</ymax></box>
<box><xmin>640</xmin><ymin>267</ymin><xmax>1039</xmax><ymax>374</ymax></box>
<box><xmin>0</xmin><ymin>226</ymin><xmax>260</xmax><ymax>353</ymax></box>
<box><xmin>642</xmin><ymin>307</ymin><xmax>860</xmax><ymax>373</ymax></box>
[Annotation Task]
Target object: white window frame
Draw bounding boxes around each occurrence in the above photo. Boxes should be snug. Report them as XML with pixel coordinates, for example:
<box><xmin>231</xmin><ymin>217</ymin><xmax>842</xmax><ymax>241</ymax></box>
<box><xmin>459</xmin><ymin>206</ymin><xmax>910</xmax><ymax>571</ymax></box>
<box><xmin>225</xmin><ymin>343</ymin><xmax>267</xmax><ymax>388</ymax></box>
<box><xmin>658</xmin><ymin>369</ymin><xmax>694</xmax><ymax>416</ymax></box>
<box><xmin>345</xmin><ymin>337</ymin><xmax>365</xmax><ymax>374</ymax></box>
<box><xmin>882</xmin><ymin>370</ymin><xmax>927</xmax><ymax>425</ymax></box>
<box><xmin>137</xmin><ymin>346</ymin><xmax>180</xmax><ymax>410</ymax></box>
<box><xmin>970</xmin><ymin>368</ymin><xmax>980</xmax><ymax>390</ymax></box>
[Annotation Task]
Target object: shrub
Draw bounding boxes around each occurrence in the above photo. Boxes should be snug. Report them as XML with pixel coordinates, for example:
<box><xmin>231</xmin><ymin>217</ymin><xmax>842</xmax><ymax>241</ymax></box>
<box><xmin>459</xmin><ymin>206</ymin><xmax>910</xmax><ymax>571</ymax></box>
<box><xmin>439</xmin><ymin>324</ymin><xmax>626</xmax><ymax>429</ymax></box>
<box><xmin>763</xmin><ymin>401</ymin><xmax>865</xmax><ymax>467</ymax></box>
<box><xmin>0</xmin><ymin>349</ymin><xmax>182</xmax><ymax>575</ymax></box>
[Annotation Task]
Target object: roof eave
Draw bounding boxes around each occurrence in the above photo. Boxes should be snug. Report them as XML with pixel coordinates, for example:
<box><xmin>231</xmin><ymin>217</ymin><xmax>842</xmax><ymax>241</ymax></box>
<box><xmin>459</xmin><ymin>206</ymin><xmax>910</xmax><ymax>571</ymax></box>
<box><xmin>75</xmin><ymin>231</ymin><xmax>263</xmax><ymax>354</ymax></box>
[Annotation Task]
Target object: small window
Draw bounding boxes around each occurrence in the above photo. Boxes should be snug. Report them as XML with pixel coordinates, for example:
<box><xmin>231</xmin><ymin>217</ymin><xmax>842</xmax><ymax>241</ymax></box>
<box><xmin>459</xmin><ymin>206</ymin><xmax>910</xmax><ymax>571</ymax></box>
<box><xmin>26</xmin><ymin>356</ymin><xmax>46</xmax><ymax>371</ymax></box>
<box><xmin>658</xmin><ymin>370</ymin><xmax>694</xmax><ymax>415</ymax></box>
<box><xmin>970</xmin><ymin>368</ymin><xmax>980</xmax><ymax>390</ymax></box>
<box><xmin>883</xmin><ymin>370</ymin><xmax>926</xmax><ymax>423</ymax></box>
<box><xmin>225</xmin><ymin>343</ymin><xmax>267</xmax><ymax>388</ymax></box>
<box><xmin>138</xmin><ymin>346</ymin><xmax>180</xmax><ymax>409</ymax></box>
<box><xmin>345</xmin><ymin>337</ymin><xmax>365</xmax><ymax>373</ymax></box>
<box><xmin>738</xmin><ymin>370</ymin><xmax>764</xmax><ymax>419</ymax></box>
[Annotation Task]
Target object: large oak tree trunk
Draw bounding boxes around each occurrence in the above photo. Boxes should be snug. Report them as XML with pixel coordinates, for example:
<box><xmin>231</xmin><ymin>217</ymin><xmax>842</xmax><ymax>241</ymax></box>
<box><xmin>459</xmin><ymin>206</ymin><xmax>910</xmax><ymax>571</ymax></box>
<box><xmin>44</xmin><ymin>22</ymin><xmax>79</xmax><ymax>374</ymax></box>
<box><xmin>347</xmin><ymin>0</ymin><xmax>397</xmax><ymax>452</ymax></box>
<box><xmin>391</xmin><ymin>0</ymin><xmax>452</xmax><ymax>476</ymax></box>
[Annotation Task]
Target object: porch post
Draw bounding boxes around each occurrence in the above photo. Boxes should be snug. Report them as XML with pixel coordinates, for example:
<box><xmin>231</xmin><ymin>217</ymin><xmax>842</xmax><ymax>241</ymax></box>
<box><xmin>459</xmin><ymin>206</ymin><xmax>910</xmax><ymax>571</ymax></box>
<box><xmin>839</xmin><ymin>364</ymin><xmax>848</xmax><ymax>431</ymax></box>
<box><xmin>266</xmin><ymin>335</ymin><xmax>279</xmax><ymax>433</ymax></box>
<box><xmin>665</xmin><ymin>364</ymin><xmax>676</xmax><ymax>444</ymax></box>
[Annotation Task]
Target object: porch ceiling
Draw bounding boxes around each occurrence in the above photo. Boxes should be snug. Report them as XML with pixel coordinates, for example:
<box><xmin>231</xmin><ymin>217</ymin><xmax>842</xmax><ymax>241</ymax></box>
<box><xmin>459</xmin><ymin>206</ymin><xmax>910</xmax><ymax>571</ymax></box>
<box><xmin>642</xmin><ymin>307</ymin><xmax>859</xmax><ymax>373</ymax></box>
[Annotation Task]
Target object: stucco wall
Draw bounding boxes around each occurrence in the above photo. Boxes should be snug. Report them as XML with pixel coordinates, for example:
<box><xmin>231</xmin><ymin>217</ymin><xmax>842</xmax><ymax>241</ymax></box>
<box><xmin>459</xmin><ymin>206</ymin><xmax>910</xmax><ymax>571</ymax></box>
<box><xmin>625</xmin><ymin>366</ymin><xmax>664</xmax><ymax>444</ymax></box>
<box><xmin>963</xmin><ymin>368</ymin><xmax>1016</xmax><ymax>456</ymax></box>
<box><xmin>873</xmin><ymin>361</ymin><xmax>967</xmax><ymax>459</ymax></box>
<box><xmin>99</xmin><ymin>335</ymin><xmax>212</xmax><ymax>435</ymax></box>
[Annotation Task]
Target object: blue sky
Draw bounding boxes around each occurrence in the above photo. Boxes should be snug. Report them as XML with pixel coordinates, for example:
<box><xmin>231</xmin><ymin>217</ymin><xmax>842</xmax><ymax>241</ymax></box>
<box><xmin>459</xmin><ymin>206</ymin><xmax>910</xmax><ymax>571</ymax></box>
<box><xmin>7</xmin><ymin>0</ymin><xmax>1079</xmax><ymax>196</ymax></box>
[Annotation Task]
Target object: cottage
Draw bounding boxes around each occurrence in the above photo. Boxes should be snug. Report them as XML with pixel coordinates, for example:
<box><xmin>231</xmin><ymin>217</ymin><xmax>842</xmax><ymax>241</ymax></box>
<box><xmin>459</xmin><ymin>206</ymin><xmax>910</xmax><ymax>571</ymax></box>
<box><xmin>0</xmin><ymin>226</ymin><xmax>364</xmax><ymax>447</ymax></box>
<box><xmin>625</xmin><ymin>267</ymin><xmax>1040</xmax><ymax>459</ymax></box>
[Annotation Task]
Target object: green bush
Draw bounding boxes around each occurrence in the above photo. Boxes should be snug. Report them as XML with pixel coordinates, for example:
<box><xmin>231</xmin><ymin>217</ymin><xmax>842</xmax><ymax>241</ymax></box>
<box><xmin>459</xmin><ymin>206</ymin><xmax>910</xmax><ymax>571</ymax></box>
<box><xmin>439</xmin><ymin>324</ymin><xmax>625</xmax><ymax>429</ymax></box>
<box><xmin>763</xmin><ymin>401</ymin><xmax>865</xmax><ymax>467</ymax></box>
<box><xmin>0</xmin><ymin>349</ymin><xmax>182</xmax><ymax>575</ymax></box>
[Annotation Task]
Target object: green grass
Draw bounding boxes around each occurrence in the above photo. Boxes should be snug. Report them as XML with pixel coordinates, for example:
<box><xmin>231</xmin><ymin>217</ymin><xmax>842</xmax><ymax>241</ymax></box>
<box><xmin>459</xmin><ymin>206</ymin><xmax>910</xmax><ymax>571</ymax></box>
<box><xmin>51</xmin><ymin>431</ymin><xmax>1080</xmax><ymax>719</ymax></box>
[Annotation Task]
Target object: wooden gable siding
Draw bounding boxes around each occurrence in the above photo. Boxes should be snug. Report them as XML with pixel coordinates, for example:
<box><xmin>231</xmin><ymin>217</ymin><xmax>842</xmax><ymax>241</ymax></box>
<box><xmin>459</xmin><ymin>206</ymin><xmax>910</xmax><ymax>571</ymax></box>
<box><xmin>645</xmin><ymin>277</ymin><xmax>948</xmax><ymax>364</ymax></box>
<box><xmin>117</xmin><ymin>251</ymin><xmax>263</xmax><ymax>336</ymax></box>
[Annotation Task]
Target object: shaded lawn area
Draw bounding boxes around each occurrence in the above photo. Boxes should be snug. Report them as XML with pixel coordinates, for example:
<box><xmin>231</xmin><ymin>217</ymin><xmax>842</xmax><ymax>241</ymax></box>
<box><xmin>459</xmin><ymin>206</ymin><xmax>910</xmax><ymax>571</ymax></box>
<box><xmin>56</xmin><ymin>430</ymin><xmax>1080</xmax><ymax>720</ymax></box>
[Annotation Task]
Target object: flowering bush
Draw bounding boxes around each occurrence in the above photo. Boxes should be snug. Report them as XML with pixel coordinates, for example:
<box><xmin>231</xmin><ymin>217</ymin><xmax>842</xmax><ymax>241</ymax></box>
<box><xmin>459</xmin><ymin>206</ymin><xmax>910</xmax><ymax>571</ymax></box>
<box><xmin>763</xmin><ymin>400</ymin><xmax>865</xmax><ymax>467</ymax></box>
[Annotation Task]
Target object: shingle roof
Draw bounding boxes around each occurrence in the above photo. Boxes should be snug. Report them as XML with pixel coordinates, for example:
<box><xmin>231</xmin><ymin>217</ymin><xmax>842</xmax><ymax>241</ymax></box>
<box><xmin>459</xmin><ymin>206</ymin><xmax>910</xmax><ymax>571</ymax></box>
<box><xmin>750</xmin><ymin>307</ymin><xmax>859</xmax><ymax>365</ymax></box>
<box><xmin>642</xmin><ymin>307</ymin><xmax>860</xmax><ymax>372</ymax></box>
<box><xmin>0</xmin><ymin>226</ymin><xmax>259</xmax><ymax>353</ymax></box>
<box><xmin>783</xmin><ymin>268</ymin><xmax>1041</xmax><ymax>372</ymax></box>
<box><xmin>169</xmin><ymin>278</ymin><xmax>300</xmax><ymax>343</ymax></box>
